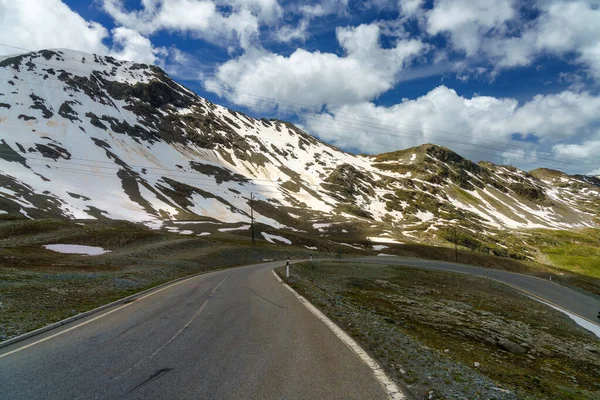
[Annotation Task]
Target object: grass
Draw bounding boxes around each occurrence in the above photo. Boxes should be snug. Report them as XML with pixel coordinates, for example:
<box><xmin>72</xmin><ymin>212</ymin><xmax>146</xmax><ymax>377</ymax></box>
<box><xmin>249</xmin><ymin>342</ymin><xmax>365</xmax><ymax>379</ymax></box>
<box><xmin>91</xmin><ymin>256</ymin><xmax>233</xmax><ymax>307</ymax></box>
<box><xmin>531</xmin><ymin>229</ymin><xmax>600</xmax><ymax>278</ymax></box>
<box><xmin>0</xmin><ymin>219</ymin><xmax>318</xmax><ymax>341</ymax></box>
<box><xmin>279</xmin><ymin>262</ymin><xmax>600</xmax><ymax>400</ymax></box>
<box><xmin>2</xmin><ymin>217</ymin><xmax>599</xmax><ymax>343</ymax></box>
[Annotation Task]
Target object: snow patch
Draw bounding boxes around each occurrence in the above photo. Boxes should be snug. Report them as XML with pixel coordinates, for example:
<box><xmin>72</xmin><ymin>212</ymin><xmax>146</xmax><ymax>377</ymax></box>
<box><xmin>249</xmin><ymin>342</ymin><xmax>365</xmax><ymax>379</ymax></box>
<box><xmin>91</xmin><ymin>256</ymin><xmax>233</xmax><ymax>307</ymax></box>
<box><xmin>218</xmin><ymin>224</ymin><xmax>251</xmax><ymax>232</ymax></box>
<box><xmin>261</xmin><ymin>232</ymin><xmax>292</xmax><ymax>244</ymax></box>
<box><xmin>372</xmin><ymin>245</ymin><xmax>389</xmax><ymax>251</ymax></box>
<box><xmin>368</xmin><ymin>237</ymin><xmax>403</xmax><ymax>244</ymax></box>
<box><xmin>43</xmin><ymin>244</ymin><xmax>110</xmax><ymax>255</ymax></box>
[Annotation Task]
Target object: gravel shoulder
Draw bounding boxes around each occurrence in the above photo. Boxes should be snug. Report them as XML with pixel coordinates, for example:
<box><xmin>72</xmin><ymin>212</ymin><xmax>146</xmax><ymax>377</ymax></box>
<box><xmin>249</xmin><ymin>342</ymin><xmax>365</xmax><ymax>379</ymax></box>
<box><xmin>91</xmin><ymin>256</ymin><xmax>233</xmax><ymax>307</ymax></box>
<box><xmin>278</xmin><ymin>261</ymin><xmax>600</xmax><ymax>400</ymax></box>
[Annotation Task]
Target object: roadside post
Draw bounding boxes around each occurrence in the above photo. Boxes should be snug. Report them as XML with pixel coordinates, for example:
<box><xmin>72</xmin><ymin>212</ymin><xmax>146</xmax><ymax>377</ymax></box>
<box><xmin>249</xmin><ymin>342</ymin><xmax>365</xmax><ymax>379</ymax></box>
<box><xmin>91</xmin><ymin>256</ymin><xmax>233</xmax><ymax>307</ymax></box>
<box><xmin>286</xmin><ymin>257</ymin><xmax>290</xmax><ymax>278</ymax></box>
<box><xmin>310</xmin><ymin>254</ymin><xmax>313</xmax><ymax>262</ymax></box>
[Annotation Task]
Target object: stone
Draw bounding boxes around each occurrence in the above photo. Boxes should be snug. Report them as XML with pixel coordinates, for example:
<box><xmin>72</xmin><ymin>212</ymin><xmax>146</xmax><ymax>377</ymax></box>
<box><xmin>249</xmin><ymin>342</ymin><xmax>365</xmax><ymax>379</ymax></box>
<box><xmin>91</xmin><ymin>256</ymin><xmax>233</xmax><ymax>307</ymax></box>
<box><xmin>497</xmin><ymin>338</ymin><xmax>527</xmax><ymax>354</ymax></box>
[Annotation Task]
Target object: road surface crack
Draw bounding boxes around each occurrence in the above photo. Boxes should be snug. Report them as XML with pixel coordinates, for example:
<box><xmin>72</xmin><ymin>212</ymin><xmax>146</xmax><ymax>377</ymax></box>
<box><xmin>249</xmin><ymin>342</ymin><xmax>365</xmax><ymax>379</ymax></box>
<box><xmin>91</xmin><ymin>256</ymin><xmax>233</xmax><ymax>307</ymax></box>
<box><xmin>128</xmin><ymin>367</ymin><xmax>173</xmax><ymax>393</ymax></box>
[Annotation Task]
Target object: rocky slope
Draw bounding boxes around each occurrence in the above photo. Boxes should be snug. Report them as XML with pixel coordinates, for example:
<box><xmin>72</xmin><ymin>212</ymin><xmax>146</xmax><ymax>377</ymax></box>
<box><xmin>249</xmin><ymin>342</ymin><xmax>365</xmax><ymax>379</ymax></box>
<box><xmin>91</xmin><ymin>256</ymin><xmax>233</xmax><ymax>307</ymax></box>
<box><xmin>0</xmin><ymin>49</ymin><xmax>598</xmax><ymax>250</ymax></box>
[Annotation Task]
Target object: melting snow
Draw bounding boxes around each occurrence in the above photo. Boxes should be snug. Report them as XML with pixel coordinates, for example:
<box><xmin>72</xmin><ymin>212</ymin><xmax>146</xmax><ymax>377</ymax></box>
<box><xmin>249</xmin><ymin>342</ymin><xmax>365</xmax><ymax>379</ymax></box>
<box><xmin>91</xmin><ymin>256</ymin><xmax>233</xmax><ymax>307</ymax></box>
<box><xmin>197</xmin><ymin>232</ymin><xmax>211</xmax><ymax>236</ymax></box>
<box><xmin>43</xmin><ymin>244</ymin><xmax>110</xmax><ymax>255</ymax></box>
<box><xmin>0</xmin><ymin>210</ymin><xmax>7</xmax><ymax>214</ymax></box>
<box><xmin>261</xmin><ymin>232</ymin><xmax>292</xmax><ymax>245</ymax></box>
<box><xmin>416</xmin><ymin>210</ymin><xmax>434</xmax><ymax>222</ymax></box>
<box><xmin>173</xmin><ymin>221</ymin><xmax>221</xmax><ymax>225</ymax></box>
<box><xmin>304</xmin><ymin>246</ymin><xmax>318</xmax><ymax>250</ymax></box>
<box><xmin>372</xmin><ymin>245</ymin><xmax>389</xmax><ymax>250</ymax></box>
<box><xmin>218</xmin><ymin>225</ymin><xmax>251</xmax><ymax>232</ymax></box>
<box><xmin>368</xmin><ymin>237</ymin><xmax>403</xmax><ymax>244</ymax></box>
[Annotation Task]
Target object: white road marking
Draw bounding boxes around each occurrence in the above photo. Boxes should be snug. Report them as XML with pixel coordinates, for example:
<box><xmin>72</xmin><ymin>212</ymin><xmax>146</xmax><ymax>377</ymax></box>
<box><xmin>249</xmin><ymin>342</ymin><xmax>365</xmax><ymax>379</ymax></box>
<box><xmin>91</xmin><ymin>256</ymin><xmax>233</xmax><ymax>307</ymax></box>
<box><xmin>0</xmin><ymin>273</ymin><xmax>228</xmax><ymax>359</ymax></box>
<box><xmin>149</xmin><ymin>276</ymin><xmax>227</xmax><ymax>359</ymax></box>
<box><xmin>114</xmin><ymin>276</ymin><xmax>229</xmax><ymax>379</ymax></box>
<box><xmin>210</xmin><ymin>276</ymin><xmax>228</xmax><ymax>295</ymax></box>
<box><xmin>271</xmin><ymin>270</ymin><xmax>406</xmax><ymax>400</ymax></box>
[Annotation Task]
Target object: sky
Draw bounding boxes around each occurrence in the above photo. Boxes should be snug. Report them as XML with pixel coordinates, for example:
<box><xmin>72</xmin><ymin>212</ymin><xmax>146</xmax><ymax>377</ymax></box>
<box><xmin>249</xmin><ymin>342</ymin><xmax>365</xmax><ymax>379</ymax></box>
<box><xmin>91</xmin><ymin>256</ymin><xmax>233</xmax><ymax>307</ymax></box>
<box><xmin>1</xmin><ymin>0</ymin><xmax>599</xmax><ymax>176</ymax></box>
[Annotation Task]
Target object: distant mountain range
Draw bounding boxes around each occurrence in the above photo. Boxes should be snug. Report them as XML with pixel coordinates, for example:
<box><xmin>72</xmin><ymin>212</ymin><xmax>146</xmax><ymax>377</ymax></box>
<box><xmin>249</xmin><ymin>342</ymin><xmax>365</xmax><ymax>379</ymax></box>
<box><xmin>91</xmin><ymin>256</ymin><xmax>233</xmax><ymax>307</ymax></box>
<box><xmin>1</xmin><ymin>49</ymin><xmax>598</xmax><ymax>251</ymax></box>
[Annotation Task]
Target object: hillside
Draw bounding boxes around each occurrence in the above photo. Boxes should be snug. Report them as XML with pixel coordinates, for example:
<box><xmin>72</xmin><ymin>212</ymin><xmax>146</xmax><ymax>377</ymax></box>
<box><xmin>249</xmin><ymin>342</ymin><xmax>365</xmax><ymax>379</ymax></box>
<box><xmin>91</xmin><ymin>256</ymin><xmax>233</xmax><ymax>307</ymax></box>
<box><xmin>0</xmin><ymin>49</ymin><xmax>599</xmax><ymax>261</ymax></box>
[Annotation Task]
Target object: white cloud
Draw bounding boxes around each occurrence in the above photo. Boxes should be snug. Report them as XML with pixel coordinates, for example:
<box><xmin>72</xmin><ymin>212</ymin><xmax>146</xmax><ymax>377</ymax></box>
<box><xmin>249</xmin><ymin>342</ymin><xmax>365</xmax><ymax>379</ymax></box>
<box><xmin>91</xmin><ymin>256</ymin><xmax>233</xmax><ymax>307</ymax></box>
<box><xmin>400</xmin><ymin>0</ymin><xmax>424</xmax><ymax>17</ymax></box>
<box><xmin>301</xmin><ymin>86</ymin><xmax>600</xmax><ymax>172</ymax></box>
<box><xmin>102</xmin><ymin>0</ymin><xmax>281</xmax><ymax>51</ymax></box>
<box><xmin>0</xmin><ymin>0</ymin><xmax>108</xmax><ymax>55</ymax></box>
<box><xmin>205</xmin><ymin>23</ymin><xmax>425</xmax><ymax>109</ymax></box>
<box><xmin>509</xmin><ymin>91</ymin><xmax>600</xmax><ymax>140</ymax></box>
<box><xmin>426</xmin><ymin>0</ymin><xmax>600</xmax><ymax>80</ymax></box>
<box><xmin>0</xmin><ymin>0</ymin><xmax>170</xmax><ymax>66</ymax></box>
<box><xmin>109</xmin><ymin>27</ymin><xmax>167</xmax><ymax>65</ymax></box>
<box><xmin>426</xmin><ymin>0</ymin><xmax>516</xmax><ymax>56</ymax></box>
<box><xmin>553</xmin><ymin>139</ymin><xmax>600</xmax><ymax>159</ymax></box>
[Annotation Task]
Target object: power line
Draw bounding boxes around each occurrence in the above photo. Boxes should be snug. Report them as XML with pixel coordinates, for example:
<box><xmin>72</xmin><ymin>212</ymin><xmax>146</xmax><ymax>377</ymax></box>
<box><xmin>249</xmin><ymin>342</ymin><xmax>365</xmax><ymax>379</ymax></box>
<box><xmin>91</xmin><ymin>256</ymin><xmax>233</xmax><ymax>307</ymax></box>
<box><xmin>0</xmin><ymin>44</ymin><xmax>595</xmax><ymax>169</ymax></box>
<box><xmin>0</xmin><ymin>44</ymin><xmax>569</xmax><ymax>161</ymax></box>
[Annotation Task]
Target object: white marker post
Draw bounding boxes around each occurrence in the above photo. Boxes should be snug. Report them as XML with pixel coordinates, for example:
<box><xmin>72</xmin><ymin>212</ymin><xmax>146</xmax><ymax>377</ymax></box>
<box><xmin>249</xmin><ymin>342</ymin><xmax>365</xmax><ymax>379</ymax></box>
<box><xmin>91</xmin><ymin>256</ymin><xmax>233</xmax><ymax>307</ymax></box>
<box><xmin>286</xmin><ymin>257</ymin><xmax>290</xmax><ymax>278</ymax></box>
<box><xmin>310</xmin><ymin>254</ymin><xmax>313</xmax><ymax>262</ymax></box>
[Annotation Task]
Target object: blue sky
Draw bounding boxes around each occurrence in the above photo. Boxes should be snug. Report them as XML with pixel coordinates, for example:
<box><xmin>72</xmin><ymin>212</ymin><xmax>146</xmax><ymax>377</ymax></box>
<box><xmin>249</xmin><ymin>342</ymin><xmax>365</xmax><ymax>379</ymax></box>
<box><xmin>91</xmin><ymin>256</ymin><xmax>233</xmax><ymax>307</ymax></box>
<box><xmin>1</xmin><ymin>0</ymin><xmax>600</xmax><ymax>175</ymax></box>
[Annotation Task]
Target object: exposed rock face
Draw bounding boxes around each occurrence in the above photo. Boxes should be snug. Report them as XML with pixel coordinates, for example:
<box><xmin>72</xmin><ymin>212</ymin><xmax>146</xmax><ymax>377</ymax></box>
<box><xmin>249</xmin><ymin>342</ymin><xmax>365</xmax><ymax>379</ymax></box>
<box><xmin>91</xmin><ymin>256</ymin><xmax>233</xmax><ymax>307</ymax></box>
<box><xmin>0</xmin><ymin>49</ymin><xmax>598</xmax><ymax>245</ymax></box>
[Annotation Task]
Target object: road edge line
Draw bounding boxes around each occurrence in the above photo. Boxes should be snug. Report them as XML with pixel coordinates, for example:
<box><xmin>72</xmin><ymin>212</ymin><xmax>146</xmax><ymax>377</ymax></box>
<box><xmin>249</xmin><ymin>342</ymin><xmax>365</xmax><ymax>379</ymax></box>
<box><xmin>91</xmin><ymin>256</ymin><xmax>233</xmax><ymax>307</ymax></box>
<box><xmin>271</xmin><ymin>269</ymin><xmax>406</xmax><ymax>400</ymax></box>
<box><xmin>0</xmin><ymin>261</ymin><xmax>279</xmax><ymax>350</ymax></box>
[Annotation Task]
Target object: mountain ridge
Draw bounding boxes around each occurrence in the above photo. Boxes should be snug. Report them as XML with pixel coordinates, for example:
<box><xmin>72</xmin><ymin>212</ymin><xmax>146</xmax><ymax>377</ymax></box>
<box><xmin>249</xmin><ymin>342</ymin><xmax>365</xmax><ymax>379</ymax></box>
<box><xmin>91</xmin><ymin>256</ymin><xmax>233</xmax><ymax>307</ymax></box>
<box><xmin>0</xmin><ymin>49</ymin><xmax>598</xmax><ymax>257</ymax></box>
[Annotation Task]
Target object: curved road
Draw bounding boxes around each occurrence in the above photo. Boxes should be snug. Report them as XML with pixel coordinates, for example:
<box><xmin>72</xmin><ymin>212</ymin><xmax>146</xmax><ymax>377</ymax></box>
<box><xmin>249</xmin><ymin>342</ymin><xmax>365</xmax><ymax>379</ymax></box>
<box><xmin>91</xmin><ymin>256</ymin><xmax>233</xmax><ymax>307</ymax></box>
<box><xmin>353</xmin><ymin>256</ymin><xmax>600</xmax><ymax>331</ymax></box>
<box><xmin>0</xmin><ymin>261</ymin><xmax>389</xmax><ymax>400</ymax></box>
<box><xmin>2</xmin><ymin>256</ymin><xmax>599</xmax><ymax>400</ymax></box>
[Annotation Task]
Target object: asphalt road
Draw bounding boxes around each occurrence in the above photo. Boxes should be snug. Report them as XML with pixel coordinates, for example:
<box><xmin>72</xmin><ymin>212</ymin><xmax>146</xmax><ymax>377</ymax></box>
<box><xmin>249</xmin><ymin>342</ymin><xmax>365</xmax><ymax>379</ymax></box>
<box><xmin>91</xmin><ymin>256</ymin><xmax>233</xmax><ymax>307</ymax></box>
<box><xmin>0</xmin><ymin>261</ymin><xmax>389</xmax><ymax>400</ymax></box>
<box><xmin>353</xmin><ymin>256</ymin><xmax>600</xmax><ymax>329</ymax></box>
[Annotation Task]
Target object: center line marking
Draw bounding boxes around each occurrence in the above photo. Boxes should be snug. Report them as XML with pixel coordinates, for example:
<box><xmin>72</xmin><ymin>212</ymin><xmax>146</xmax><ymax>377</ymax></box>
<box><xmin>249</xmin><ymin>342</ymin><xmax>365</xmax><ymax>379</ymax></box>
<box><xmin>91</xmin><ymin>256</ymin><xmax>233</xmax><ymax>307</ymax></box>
<box><xmin>0</xmin><ymin>274</ymin><xmax>228</xmax><ymax>359</ymax></box>
<box><xmin>119</xmin><ymin>276</ymin><xmax>229</xmax><ymax>376</ymax></box>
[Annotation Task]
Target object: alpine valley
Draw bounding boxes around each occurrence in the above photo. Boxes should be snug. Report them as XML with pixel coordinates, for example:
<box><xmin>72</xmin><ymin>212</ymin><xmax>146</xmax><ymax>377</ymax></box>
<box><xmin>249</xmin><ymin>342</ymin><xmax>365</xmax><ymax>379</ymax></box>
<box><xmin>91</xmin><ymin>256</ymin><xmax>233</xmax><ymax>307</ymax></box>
<box><xmin>1</xmin><ymin>49</ymin><xmax>599</xmax><ymax>264</ymax></box>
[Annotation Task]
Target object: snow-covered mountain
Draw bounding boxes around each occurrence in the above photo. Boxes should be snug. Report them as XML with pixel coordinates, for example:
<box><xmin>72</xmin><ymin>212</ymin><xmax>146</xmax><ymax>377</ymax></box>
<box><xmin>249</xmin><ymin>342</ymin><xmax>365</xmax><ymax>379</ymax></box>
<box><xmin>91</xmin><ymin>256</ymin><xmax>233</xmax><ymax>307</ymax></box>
<box><xmin>1</xmin><ymin>49</ymin><xmax>598</xmax><ymax>243</ymax></box>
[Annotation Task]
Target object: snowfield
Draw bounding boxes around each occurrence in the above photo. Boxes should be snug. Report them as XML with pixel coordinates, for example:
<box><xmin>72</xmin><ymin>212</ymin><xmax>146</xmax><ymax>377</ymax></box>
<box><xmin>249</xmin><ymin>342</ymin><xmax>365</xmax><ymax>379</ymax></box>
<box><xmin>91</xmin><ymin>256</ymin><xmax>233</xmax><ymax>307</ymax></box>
<box><xmin>368</xmin><ymin>237</ymin><xmax>404</xmax><ymax>244</ymax></box>
<box><xmin>0</xmin><ymin>48</ymin><xmax>597</xmax><ymax>243</ymax></box>
<box><xmin>43</xmin><ymin>244</ymin><xmax>111</xmax><ymax>255</ymax></box>
<box><xmin>261</xmin><ymin>232</ymin><xmax>292</xmax><ymax>245</ymax></box>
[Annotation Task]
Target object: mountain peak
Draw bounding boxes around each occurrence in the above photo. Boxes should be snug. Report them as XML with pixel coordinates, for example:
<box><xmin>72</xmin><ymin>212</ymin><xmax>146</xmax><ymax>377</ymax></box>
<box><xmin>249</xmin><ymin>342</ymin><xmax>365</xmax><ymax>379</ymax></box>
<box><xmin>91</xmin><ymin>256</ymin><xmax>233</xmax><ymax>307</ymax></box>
<box><xmin>0</xmin><ymin>49</ymin><xmax>598</xmax><ymax>237</ymax></box>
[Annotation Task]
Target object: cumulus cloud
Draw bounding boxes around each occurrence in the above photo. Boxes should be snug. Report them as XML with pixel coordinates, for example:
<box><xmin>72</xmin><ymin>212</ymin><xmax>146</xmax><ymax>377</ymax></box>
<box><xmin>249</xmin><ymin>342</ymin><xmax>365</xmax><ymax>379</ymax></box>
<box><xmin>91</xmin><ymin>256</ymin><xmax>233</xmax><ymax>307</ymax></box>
<box><xmin>553</xmin><ymin>139</ymin><xmax>600</xmax><ymax>159</ymax></box>
<box><xmin>0</xmin><ymin>0</ymin><xmax>169</xmax><ymax>66</ymax></box>
<box><xmin>102</xmin><ymin>0</ymin><xmax>280</xmax><ymax>51</ymax></box>
<box><xmin>301</xmin><ymin>86</ymin><xmax>600</xmax><ymax>172</ymax></box>
<box><xmin>400</xmin><ymin>0</ymin><xmax>425</xmax><ymax>17</ymax></box>
<box><xmin>205</xmin><ymin>23</ymin><xmax>425</xmax><ymax>109</ymax></box>
<box><xmin>109</xmin><ymin>27</ymin><xmax>167</xmax><ymax>65</ymax></box>
<box><xmin>0</xmin><ymin>0</ymin><xmax>108</xmax><ymax>55</ymax></box>
<box><xmin>425</xmin><ymin>0</ymin><xmax>600</xmax><ymax>80</ymax></box>
<box><xmin>426</xmin><ymin>0</ymin><xmax>516</xmax><ymax>57</ymax></box>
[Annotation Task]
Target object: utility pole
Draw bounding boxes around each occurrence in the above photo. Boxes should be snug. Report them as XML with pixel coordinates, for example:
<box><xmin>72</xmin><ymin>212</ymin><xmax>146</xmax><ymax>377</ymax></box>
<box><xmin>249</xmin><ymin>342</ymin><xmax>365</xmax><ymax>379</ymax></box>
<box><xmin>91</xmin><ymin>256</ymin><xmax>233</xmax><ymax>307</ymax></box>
<box><xmin>250</xmin><ymin>192</ymin><xmax>255</xmax><ymax>244</ymax></box>
<box><xmin>454</xmin><ymin>225</ymin><xmax>458</xmax><ymax>263</ymax></box>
